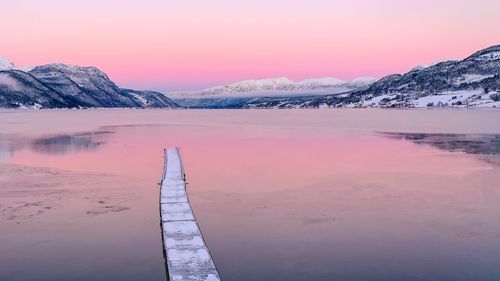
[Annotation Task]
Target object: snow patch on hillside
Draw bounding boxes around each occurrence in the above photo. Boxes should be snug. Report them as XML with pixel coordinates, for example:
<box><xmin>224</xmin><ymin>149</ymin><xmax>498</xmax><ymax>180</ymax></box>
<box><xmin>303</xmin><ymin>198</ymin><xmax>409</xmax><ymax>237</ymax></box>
<box><xmin>413</xmin><ymin>91</ymin><xmax>480</xmax><ymax>107</ymax></box>
<box><xmin>477</xmin><ymin>51</ymin><xmax>500</xmax><ymax>61</ymax></box>
<box><xmin>453</xmin><ymin>74</ymin><xmax>494</xmax><ymax>85</ymax></box>
<box><xmin>130</xmin><ymin>92</ymin><xmax>148</xmax><ymax>106</ymax></box>
<box><xmin>360</xmin><ymin>90</ymin><xmax>500</xmax><ymax>108</ymax></box>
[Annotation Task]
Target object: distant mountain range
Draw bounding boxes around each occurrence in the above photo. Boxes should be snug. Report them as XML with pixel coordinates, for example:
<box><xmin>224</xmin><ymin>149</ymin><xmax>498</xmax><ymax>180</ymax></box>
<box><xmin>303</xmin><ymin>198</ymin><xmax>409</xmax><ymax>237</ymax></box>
<box><xmin>170</xmin><ymin>76</ymin><xmax>377</xmax><ymax>108</ymax></box>
<box><xmin>1</xmin><ymin>45</ymin><xmax>499</xmax><ymax>109</ymax></box>
<box><xmin>0</xmin><ymin>61</ymin><xmax>177</xmax><ymax>109</ymax></box>
<box><xmin>171</xmin><ymin>45</ymin><xmax>500</xmax><ymax>108</ymax></box>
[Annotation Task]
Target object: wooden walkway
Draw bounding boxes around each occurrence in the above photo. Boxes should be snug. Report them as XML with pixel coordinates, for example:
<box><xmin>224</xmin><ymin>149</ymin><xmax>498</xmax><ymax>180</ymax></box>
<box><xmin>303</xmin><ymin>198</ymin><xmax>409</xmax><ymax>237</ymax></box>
<box><xmin>160</xmin><ymin>148</ymin><xmax>221</xmax><ymax>281</ymax></box>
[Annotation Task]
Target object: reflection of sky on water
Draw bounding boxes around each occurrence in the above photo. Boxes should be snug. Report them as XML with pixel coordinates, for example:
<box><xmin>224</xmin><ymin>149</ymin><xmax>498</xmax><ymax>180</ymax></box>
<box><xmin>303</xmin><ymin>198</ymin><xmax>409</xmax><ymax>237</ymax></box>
<box><xmin>5</xmin><ymin>130</ymin><xmax>498</xmax><ymax>165</ymax></box>
<box><xmin>0</xmin><ymin>137</ymin><xmax>14</xmax><ymax>162</ymax></box>
<box><xmin>0</xmin><ymin>131</ymin><xmax>112</xmax><ymax>163</ymax></box>
<box><xmin>380</xmin><ymin>132</ymin><xmax>500</xmax><ymax>155</ymax></box>
<box><xmin>2</xmin><ymin>118</ymin><xmax>500</xmax><ymax>281</ymax></box>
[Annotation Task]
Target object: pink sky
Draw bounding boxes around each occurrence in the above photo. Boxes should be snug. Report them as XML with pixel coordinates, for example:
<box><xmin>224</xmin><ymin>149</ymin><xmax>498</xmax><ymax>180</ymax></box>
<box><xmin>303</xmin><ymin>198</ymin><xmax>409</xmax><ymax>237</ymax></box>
<box><xmin>1</xmin><ymin>0</ymin><xmax>499</xmax><ymax>91</ymax></box>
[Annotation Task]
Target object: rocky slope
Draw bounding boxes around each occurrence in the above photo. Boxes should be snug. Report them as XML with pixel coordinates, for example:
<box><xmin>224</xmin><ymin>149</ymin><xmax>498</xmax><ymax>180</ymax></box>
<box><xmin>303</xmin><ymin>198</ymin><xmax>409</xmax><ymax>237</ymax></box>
<box><xmin>0</xmin><ymin>59</ymin><xmax>177</xmax><ymax>109</ymax></box>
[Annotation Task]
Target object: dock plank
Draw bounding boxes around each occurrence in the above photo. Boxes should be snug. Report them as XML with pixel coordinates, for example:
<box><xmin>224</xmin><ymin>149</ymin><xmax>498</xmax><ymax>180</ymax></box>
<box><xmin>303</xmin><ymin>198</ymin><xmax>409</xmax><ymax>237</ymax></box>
<box><xmin>160</xmin><ymin>148</ymin><xmax>221</xmax><ymax>281</ymax></box>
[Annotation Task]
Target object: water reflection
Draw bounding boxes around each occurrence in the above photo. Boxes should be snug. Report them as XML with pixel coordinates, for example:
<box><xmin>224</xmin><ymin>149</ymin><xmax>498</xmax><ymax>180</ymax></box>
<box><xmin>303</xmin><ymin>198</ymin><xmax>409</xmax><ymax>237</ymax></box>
<box><xmin>380</xmin><ymin>132</ymin><xmax>500</xmax><ymax>155</ymax></box>
<box><xmin>0</xmin><ymin>130</ymin><xmax>112</xmax><ymax>162</ymax></box>
<box><xmin>0</xmin><ymin>137</ymin><xmax>14</xmax><ymax>162</ymax></box>
<box><xmin>31</xmin><ymin>131</ymin><xmax>112</xmax><ymax>155</ymax></box>
<box><xmin>2</xmin><ymin>109</ymin><xmax>500</xmax><ymax>281</ymax></box>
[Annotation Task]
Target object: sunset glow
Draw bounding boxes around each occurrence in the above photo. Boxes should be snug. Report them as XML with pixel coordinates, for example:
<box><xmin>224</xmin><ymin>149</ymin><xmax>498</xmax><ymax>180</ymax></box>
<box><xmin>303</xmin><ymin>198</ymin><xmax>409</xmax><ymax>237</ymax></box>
<box><xmin>1</xmin><ymin>0</ymin><xmax>499</xmax><ymax>91</ymax></box>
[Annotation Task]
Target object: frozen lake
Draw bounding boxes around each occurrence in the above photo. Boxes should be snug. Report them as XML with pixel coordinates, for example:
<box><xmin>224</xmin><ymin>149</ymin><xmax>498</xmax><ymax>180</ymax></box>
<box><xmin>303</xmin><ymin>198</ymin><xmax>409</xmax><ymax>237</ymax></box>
<box><xmin>1</xmin><ymin>109</ymin><xmax>500</xmax><ymax>281</ymax></box>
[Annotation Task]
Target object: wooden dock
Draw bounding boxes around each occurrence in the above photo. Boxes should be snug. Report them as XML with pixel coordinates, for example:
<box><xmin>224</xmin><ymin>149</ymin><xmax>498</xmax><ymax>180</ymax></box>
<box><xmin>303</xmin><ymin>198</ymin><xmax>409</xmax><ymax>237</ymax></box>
<box><xmin>160</xmin><ymin>148</ymin><xmax>221</xmax><ymax>281</ymax></box>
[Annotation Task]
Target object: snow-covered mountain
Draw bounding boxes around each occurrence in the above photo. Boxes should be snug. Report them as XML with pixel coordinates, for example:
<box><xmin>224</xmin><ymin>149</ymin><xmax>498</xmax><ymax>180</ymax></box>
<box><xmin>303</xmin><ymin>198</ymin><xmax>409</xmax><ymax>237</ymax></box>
<box><xmin>236</xmin><ymin>45</ymin><xmax>500</xmax><ymax>108</ymax></box>
<box><xmin>0</xmin><ymin>60</ymin><xmax>177</xmax><ymax>109</ymax></box>
<box><xmin>2</xmin><ymin>45</ymin><xmax>498</xmax><ymax>109</ymax></box>
<box><xmin>170</xmin><ymin>76</ymin><xmax>376</xmax><ymax>108</ymax></box>
<box><xmin>171</xmin><ymin>76</ymin><xmax>376</xmax><ymax>98</ymax></box>
<box><xmin>0</xmin><ymin>57</ymin><xmax>15</xmax><ymax>71</ymax></box>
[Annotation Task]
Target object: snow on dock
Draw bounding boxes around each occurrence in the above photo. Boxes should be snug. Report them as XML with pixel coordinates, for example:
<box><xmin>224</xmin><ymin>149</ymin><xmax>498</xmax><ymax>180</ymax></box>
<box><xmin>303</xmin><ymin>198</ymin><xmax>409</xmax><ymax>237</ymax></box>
<box><xmin>160</xmin><ymin>148</ymin><xmax>221</xmax><ymax>281</ymax></box>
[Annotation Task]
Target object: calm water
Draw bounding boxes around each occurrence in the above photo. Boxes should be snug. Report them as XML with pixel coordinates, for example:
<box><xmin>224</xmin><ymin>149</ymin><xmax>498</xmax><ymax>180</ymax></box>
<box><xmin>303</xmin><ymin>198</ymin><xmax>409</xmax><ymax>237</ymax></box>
<box><xmin>1</xmin><ymin>109</ymin><xmax>500</xmax><ymax>281</ymax></box>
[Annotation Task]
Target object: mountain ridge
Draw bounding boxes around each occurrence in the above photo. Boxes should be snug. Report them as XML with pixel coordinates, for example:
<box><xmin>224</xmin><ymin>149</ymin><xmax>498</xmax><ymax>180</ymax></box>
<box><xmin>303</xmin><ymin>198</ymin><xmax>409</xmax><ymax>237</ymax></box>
<box><xmin>202</xmin><ymin>45</ymin><xmax>500</xmax><ymax>109</ymax></box>
<box><xmin>170</xmin><ymin>76</ymin><xmax>377</xmax><ymax>108</ymax></box>
<box><xmin>0</xmin><ymin>60</ymin><xmax>177</xmax><ymax>109</ymax></box>
<box><xmin>170</xmin><ymin>76</ymin><xmax>376</xmax><ymax>98</ymax></box>
<box><xmin>1</xmin><ymin>45</ymin><xmax>499</xmax><ymax>109</ymax></box>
